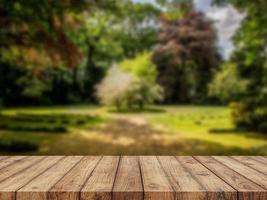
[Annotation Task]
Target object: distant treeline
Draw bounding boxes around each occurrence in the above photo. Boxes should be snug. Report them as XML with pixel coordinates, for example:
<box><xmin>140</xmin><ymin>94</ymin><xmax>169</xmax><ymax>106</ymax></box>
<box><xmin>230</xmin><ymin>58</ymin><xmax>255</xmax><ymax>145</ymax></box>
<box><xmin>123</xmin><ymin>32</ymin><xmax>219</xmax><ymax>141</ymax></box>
<box><xmin>0</xmin><ymin>1</ymin><xmax>266</xmax><ymax>132</ymax></box>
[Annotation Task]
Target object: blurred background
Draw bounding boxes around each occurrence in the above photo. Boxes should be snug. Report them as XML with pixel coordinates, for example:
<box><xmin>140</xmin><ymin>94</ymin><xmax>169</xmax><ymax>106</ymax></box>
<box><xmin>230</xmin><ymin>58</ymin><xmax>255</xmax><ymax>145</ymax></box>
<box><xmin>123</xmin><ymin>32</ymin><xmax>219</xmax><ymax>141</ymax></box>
<box><xmin>0</xmin><ymin>0</ymin><xmax>266</xmax><ymax>155</ymax></box>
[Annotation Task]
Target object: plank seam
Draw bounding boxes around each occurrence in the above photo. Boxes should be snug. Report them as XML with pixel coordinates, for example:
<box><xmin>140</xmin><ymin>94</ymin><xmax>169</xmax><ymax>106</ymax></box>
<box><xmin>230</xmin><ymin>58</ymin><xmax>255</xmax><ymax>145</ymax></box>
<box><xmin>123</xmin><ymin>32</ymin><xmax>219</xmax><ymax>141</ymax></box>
<box><xmin>194</xmin><ymin>156</ymin><xmax>243</xmax><ymax>200</ymax></box>
<box><xmin>192</xmin><ymin>156</ymin><xmax>238</xmax><ymax>200</ymax></box>
<box><xmin>0</xmin><ymin>156</ymin><xmax>27</xmax><ymax>172</ymax></box>
<box><xmin>192</xmin><ymin>156</ymin><xmax>237</xmax><ymax>190</ymax></box>
<box><xmin>138</xmin><ymin>156</ymin><xmax>145</xmax><ymax>200</ymax></box>
<box><xmin>45</xmin><ymin>156</ymin><xmax>84</xmax><ymax>199</ymax></box>
<box><xmin>0</xmin><ymin>156</ymin><xmax>9</xmax><ymax>162</ymax></box>
<box><xmin>212</xmin><ymin>156</ymin><xmax>267</xmax><ymax>190</ymax></box>
<box><xmin>111</xmin><ymin>156</ymin><xmax>121</xmax><ymax>200</ymax></box>
<box><xmin>250</xmin><ymin>157</ymin><xmax>267</xmax><ymax>165</ymax></box>
<box><xmin>14</xmin><ymin>156</ymin><xmax>66</xmax><ymax>200</ymax></box>
<box><xmin>79</xmin><ymin>156</ymin><xmax>103</xmax><ymax>200</ymax></box>
<box><xmin>231</xmin><ymin>156</ymin><xmax>267</xmax><ymax>176</ymax></box>
<box><xmin>156</xmin><ymin>156</ymin><xmax>177</xmax><ymax>200</ymax></box>
<box><xmin>0</xmin><ymin>156</ymin><xmax>45</xmax><ymax>185</ymax></box>
<box><xmin>175</xmin><ymin>156</ymin><xmax>209</xmax><ymax>196</ymax></box>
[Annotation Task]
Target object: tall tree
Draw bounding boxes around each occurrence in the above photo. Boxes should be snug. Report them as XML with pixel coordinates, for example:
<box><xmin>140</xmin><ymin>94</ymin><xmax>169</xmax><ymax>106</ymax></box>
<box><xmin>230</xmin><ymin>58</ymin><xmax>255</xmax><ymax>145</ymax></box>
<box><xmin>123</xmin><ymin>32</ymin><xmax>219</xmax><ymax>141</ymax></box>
<box><xmin>75</xmin><ymin>0</ymin><xmax>160</xmax><ymax>102</ymax></box>
<box><xmin>153</xmin><ymin>7</ymin><xmax>220</xmax><ymax>103</ymax></box>
<box><xmin>214</xmin><ymin>0</ymin><xmax>267</xmax><ymax>132</ymax></box>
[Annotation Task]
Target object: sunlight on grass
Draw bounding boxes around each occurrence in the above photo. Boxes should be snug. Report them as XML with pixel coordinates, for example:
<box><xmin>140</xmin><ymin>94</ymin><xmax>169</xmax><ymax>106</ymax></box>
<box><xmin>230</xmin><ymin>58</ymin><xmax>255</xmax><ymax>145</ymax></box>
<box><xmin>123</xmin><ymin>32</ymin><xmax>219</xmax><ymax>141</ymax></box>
<box><xmin>147</xmin><ymin>106</ymin><xmax>267</xmax><ymax>148</ymax></box>
<box><xmin>0</xmin><ymin>105</ymin><xmax>267</xmax><ymax>155</ymax></box>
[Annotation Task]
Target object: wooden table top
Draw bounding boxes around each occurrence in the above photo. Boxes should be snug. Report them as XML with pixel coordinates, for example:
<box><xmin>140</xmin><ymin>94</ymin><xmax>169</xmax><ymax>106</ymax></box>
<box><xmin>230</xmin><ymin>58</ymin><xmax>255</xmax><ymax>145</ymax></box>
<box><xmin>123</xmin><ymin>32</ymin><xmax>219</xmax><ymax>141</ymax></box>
<box><xmin>0</xmin><ymin>156</ymin><xmax>266</xmax><ymax>200</ymax></box>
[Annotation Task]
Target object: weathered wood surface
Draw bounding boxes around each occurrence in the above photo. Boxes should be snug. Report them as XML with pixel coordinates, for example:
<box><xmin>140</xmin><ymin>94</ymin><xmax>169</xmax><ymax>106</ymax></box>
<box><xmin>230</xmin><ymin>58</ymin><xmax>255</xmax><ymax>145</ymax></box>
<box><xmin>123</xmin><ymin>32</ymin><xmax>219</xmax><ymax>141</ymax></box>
<box><xmin>0</xmin><ymin>156</ymin><xmax>266</xmax><ymax>200</ymax></box>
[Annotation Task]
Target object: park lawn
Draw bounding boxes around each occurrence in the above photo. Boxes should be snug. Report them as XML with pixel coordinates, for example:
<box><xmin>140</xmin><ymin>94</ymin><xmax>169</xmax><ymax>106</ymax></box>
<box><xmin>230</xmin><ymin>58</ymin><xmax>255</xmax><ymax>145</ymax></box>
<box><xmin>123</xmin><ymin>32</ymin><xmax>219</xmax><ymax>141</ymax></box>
<box><xmin>146</xmin><ymin>106</ymin><xmax>267</xmax><ymax>148</ymax></box>
<box><xmin>0</xmin><ymin>105</ymin><xmax>267</xmax><ymax>155</ymax></box>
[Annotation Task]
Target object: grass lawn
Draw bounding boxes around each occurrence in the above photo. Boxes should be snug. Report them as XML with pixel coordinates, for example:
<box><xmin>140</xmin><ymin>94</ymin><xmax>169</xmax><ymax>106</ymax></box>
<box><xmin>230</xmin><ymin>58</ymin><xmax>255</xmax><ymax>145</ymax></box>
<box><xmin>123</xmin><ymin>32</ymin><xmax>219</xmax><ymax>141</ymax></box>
<box><xmin>0</xmin><ymin>105</ymin><xmax>267</xmax><ymax>155</ymax></box>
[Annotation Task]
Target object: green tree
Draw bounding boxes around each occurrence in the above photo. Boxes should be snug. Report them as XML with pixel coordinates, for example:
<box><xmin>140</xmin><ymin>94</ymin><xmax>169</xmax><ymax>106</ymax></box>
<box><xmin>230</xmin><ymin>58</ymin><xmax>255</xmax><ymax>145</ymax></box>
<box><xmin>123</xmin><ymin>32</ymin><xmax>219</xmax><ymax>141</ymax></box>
<box><xmin>208</xmin><ymin>63</ymin><xmax>249</xmax><ymax>104</ymax></box>
<box><xmin>120</xmin><ymin>52</ymin><xmax>163</xmax><ymax>109</ymax></box>
<box><xmin>73</xmin><ymin>1</ymin><xmax>160</xmax><ymax>102</ymax></box>
<box><xmin>97</xmin><ymin>53</ymin><xmax>163</xmax><ymax>110</ymax></box>
<box><xmin>0</xmin><ymin>0</ymin><xmax>114</xmax><ymax>105</ymax></box>
<box><xmin>153</xmin><ymin>8</ymin><xmax>220</xmax><ymax>103</ymax></box>
<box><xmin>214</xmin><ymin>0</ymin><xmax>267</xmax><ymax>133</ymax></box>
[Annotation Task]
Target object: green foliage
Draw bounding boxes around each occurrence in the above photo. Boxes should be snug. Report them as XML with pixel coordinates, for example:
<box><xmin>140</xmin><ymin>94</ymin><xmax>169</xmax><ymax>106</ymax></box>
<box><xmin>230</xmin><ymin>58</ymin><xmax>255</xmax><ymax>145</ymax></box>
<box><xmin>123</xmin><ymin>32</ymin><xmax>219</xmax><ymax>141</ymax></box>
<box><xmin>209</xmin><ymin>63</ymin><xmax>249</xmax><ymax>103</ymax></box>
<box><xmin>230</xmin><ymin>102</ymin><xmax>267</xmax><ymax>134</ymax></box>
<box><xmin>97</xmin><ymin>53</ymin><xmax>163</xmax><ymax>110</ymax></box>
<box><xmin>214</xmin><ymin>0</ymin><xmax>267</xmax><ymax>132</ymax></box>
<box><xmin>153</xmin><ymin>9</ymin><xmax>220</xmax><ymax>103</ymax></box>
<box><xmin>120</xmin><ymin>52</ymin><xmax>157</xmax><ymax>84</ymax></box>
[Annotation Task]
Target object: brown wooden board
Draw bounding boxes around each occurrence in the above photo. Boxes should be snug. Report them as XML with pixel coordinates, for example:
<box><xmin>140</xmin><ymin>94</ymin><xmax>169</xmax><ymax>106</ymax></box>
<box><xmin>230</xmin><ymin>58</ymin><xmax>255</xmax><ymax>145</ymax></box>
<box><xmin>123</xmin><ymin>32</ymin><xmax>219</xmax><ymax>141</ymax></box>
<box><xmin>195</xmin><ymin>156</ymin><xmax>267</xmax><ymax>200</ymax></box>
<box><xmin>17</xmin><ymin>156</ymin><xmax>82</xmax><ymax>200</ymax></box>
<box><xmin>112</xmin><ymin>156</ymin><xmax>143</xmax><ymax>200</ymax></box>
<box><xmin>0</xmin><ymin>156</ymin><xmax>266</xmax><ymax>200</ymax></box>
<box><xmin>213</xmin><ymin>156</ymin><xmax>267</xmax><ymax>190</ymax></box>
<box><xmin>158</xmin><ymin>156</ymin><xmax>206</xmax><ymax>200</ymax></box>
<box><xmin>49</xmin><ymin>156</ymin><xmax>101</xmax><ymax>200</ymax></box>
<box><xmin>177</xmin><ymin>156</ymin><xmax>237</xmax><ymax>200</ymax></box>
<box><xmin>81</xmin><ymin>156</ymin><xmax>120</xmax><ymax>200</ymax></box>
<box><xmin>140</xmin><ymin>156</ymin><xmax>174</xmax><ymax>200</ymax></box>
<box><xmin>0</xmin><ymin>156</ymin><xmax>63</xmax><ymax>200</ymax></box>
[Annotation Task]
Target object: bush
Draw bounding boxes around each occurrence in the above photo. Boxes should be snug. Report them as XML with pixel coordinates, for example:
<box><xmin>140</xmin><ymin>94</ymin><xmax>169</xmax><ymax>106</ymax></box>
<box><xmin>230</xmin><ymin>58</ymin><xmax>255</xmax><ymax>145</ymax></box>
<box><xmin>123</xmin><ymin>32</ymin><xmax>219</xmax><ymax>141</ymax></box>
<box><xmin>230</xmin><ymin>102</ymin><xmax>267</xmax><ymax>133</ymax></box>
<box><xmin>97</xmin><ymin>64</ymin><xmax>163</xmax><ymax>110</ymax></box>
<box><xmin>76</xmin><ymin>120</ymin><xmax>86</xmax><ymax>125</ymax></box>
<box><xmin>0</xmin><ymin>139</ymin><xmax>39</xmax><ymax>152</ymax></box>
<box><xmin>0</xmin><ymin>123</ymin><xmax>67</xmax><ymax>133</ymax></box>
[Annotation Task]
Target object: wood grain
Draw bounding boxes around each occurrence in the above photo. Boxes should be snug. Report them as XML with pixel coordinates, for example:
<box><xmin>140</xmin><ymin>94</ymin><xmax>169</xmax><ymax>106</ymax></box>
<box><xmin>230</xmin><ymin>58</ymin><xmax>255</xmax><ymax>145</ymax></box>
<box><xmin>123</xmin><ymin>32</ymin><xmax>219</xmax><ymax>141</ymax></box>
<box><xmin>0</xmin><ymin>157</ymin><xmax>8</xmax><ymax>161</ymax></box>
<box><xmin>232</xmin><ymin>156</ymin><xmax>267</xmax><ymax>175</ymax></box>
<box><xmin>0</xmin><ymin>156</ymin><xmax>266</xmax><ymax>200</ymax></box>
<box><xmin>49</xmin><ymin>156</ymin><xmax>101</xmax><ymax>200</ymax></box>
<box><xmin>158</xmin><ymin>156</ymin><xmax>206</xmax><ymax>200</ymax></box>
<box><xmin>250</xmin><ymin>156</ymin><xmax>267</xmax><ymax>164</ymax></box>
<box><xmin>17</xmin><ymin>156</ymin><xmax>82</xmax><ymax>200</ymax></box>
<box><xmin>195</xmin><ymin>156</ymin><xmax>267</xmax><ymax>200</ymax></box>
<box><xmin>0</xmin><ymin>156</ymin><xmax>43</xmax><ymax>183</ymax></box>
<box><xmin>0</xmin><ymin>156</ymin><xmax>62</xmax><ymax>200</ymax></box>
<box><xmin>112</xmin><ymin>156</ymin><xmax>143</xmax><ymax>200</ymax></box>
<box><xmin>177</xmin><ymin>156</ymin><xmax>237</xmax><ymax>200</ymax></box>
<box><xmin>0</xmin><ymin>156</ymin><xmax>25</xmax><ymax>170</ymax></box>
<box><xmin>81</xmin><ymin>156</ymin><xmax>120</xmax><ymax>200</ymax></box>
<box><xmin>140</xmin><ymin>156</ymin><xmax>174</xmax><ymax>200</ymax></box>
<box><xmin>213</xmin><ymin>156</ymin><xmax>267</xmax><ymax>190</ymax></box>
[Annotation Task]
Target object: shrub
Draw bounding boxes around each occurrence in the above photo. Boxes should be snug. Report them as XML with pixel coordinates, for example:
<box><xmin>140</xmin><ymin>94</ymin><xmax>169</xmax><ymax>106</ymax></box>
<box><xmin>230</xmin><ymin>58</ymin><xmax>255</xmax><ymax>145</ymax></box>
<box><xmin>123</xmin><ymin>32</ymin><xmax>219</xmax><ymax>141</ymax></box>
<box><xmin>97</xmin><ymin>63</ymin><xmax>163</xmax><ymax>110</ymax></box>
<box><xmin>230</xmin><ymin>102</ymin><xmax>267</xmax><ymax>133</ymax></box>
<box><xmin>76</xmin><ymin>120</ymin><xmax>86</xmax><ymax>125</ymax></box>
<box><xmin>0</xmin><ymin>123</ymin><xmax>67</xmax><ymax>133</ymax></box>
<box><xmin>0</xmin><ymin>139</ymin><xmax>39</xmax><ymax>152</ymax></box>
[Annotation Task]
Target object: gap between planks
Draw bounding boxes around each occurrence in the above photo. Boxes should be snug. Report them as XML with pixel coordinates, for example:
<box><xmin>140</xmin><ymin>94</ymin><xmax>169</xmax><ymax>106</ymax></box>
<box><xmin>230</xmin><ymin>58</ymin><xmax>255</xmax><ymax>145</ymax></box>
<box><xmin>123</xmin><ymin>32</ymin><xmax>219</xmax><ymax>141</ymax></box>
<box><xmin>0</xmin><ymin>156</ymin><xmax>266</xmax><ymax>200</ymax></box>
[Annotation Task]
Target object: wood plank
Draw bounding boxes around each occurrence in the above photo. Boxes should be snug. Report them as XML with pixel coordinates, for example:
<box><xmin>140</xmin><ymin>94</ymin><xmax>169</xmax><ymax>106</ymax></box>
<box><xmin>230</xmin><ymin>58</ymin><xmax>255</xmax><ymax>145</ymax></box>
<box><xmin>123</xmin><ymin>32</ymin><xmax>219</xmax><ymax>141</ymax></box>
<box><xmin>232</xmin><ymin>156</ymin><xmax>267</xmax><ymax>175</ymax></box>
<box><xmin>195</xmin><ymin>156</ymin><xmax>267</xmax><ymax>200</ymax></box>
<box><xmin>112</xmin><ymin>156</ymin><xmax>143</xmax><ymax>200</ymax></box>
<box><xmin>17</xmin><ymin>156</ymin><xmax>82</xmax><ymax>200</ymax></box>
<box><xmin>177</xmin><ymin>156</ymin><xmax>237</xmax><ymax>200</ymax></box>
<box><xmin>250</xmin><ymin>156</ymin><xmax>267</xmax><ymax>165</ymax></box>
<box><xmin>0</xmin><ymin>156</ymin><xmax>62</xmax><ymax>200</ymax></box>
<box><xmin>214</xmin><ymin>156</ymin><xmax>267</xmax><ymax>190</ymax></box>
<box><xmin>0</xmin><ymin>156</ymin><xmax>43</xmax><ymax>183</ymax></box>
<box><xmin>158</xmin><ymin>156</ymin><xmax>206</xmax><ymax>200</ymax></box>
<box><xmin>49</xmin><ymin>156</ymin><xmax>101</xmax><ymax>200</ymax></box>
<box><xmin>0</xmin><ymin>156</ymin><xmax>25</xmax><ymax>170</ymax></box>
<box><xmin>139</xmin><ymin>156</ymin><xmax>174</xmax><ymax>200</ymax></box>
<box><xmin>81</xmin><ymin>156</ymin><xmax>120</xmax><ymax>200</ymax></box>
<box><xmin>0</xmin><ymin>157</ymin><xmax>8</xmax><ymax>161</ymax></box>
